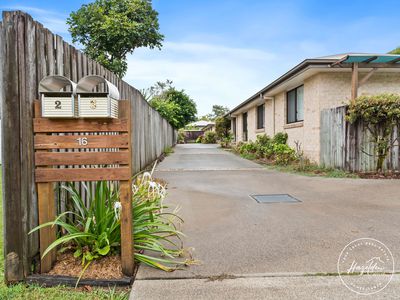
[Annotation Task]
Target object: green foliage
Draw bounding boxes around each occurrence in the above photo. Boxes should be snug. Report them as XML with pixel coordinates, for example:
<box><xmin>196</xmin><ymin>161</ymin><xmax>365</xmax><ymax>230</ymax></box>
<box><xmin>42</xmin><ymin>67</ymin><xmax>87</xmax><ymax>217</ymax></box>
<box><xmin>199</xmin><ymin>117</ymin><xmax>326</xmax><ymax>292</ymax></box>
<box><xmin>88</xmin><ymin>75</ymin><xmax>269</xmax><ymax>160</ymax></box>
<box><xmin>272</xmin><ymin>132</ymin><xmax>288</xmax><ymax>145</ymax></box>
<box><xmin>347</xmin><ymin>93</ymin><xmax>400</xmax><ymax>171</ymax></box>
<box><xmin>164</xmin><ymin>146</ymin><xmax>174</xmax><ymax>156</ymax></box>
<box><xmin>140</xmin><ymin>79</ymin><xmax>173</xmax><ymax>101</ymax></box>
<box><xmin>199</xmin><ymin>105</ymin><xmax>230</xmax><ymax>121</ymax></box>
<box><xmin>215</xmin><ymin>116</ymin><xmax>231</xmax><ymax>140</ymax></box>
<box><xmin>67</xmin><ymin>0</ymin><xmax>164</xmax><ymax>77</ymax></box>
<box><xmin>30</xmin><ymin>182</ymin><xmax>121</xmax><ymax>284</ymax></box>
<box><xmin>132</xmin><ymin>170</ymin><xmax>197</xmax><ymax>271</ymax></box>
<box><xmin>272</xmin><ymin>144</ymin><xmax>296</xmax><ymax>165</ymax></box>
<box><xmin>202</xmin><ymin>131</ymin><xmax>217</xmax><ymax>144</ymax></box>
<box><xmin>196</xmin><ymin>135</ymin><xmax>204</xmax><ymax>143</ymax></box>
<box><xmin>177</xmin><ymin>129</ymin><xmax>185</xmax><ymax>144</ymax></box>
<box><xmin>149</xmin><ymin>88</ymin><xmax>197</xmax><ymax>129</ymax></box>
<box><xmin>29</xmin><ymin>169</ymin><xmax>196</xmax><ymax>284</ymax></box>
<box><xmin>150</xmin><ymin>97</ymin><xmax>181</xmax><ymax>128</ymax></box>
<box><xmin>389</xmin><ymin>47</ymin><xmax>400</xmax><ymax>54</ymax></box>
<box><xmin>219</xmin><ymin>133</ymin><xmax>233</xmax><ymax>148</ymax></box>
<box><xmin>234</xmin><ymin>132</ymin><xmax>295</xmax><ymax>165</ymax></box>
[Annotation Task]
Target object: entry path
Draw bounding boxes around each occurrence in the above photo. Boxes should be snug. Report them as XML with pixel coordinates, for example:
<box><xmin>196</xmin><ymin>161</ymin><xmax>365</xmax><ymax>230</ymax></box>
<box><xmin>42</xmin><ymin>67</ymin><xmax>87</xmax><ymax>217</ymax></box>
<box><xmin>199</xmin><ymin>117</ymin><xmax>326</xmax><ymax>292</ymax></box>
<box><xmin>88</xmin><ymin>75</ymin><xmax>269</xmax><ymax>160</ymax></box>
<box><xmin>132</xmin><ymin>144</ymin><xmax>400</xmax><ymax>299</ymax></box>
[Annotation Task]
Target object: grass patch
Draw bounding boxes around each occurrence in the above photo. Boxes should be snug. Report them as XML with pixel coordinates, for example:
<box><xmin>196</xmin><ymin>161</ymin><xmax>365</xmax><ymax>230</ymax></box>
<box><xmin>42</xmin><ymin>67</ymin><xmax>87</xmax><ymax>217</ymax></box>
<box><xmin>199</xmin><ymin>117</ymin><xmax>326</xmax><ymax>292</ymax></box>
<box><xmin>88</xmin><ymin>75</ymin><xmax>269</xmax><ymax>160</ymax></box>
<box><xmin>164</xmin><ymin>146</ymin><xmax>174</xmax><ymax>156</ymax></box>
<box><xmin>265</xmin><ymin>163</ymin><xmax>359</xmax><ymax>179</ymax></box>
<box><xmin>0</xmin><ymin>171</ymin><xmax>129</xmax><ymax>299</ymax></box>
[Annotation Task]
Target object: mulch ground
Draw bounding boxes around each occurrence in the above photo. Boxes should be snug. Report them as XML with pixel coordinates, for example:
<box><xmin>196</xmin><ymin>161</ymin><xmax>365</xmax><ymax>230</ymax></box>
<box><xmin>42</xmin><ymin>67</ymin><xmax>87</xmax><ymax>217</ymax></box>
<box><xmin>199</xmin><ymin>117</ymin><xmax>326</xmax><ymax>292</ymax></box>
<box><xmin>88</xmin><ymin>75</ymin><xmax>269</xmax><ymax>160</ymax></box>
<box><xmin>357</xmin><ymin>171</ymin><xmax>400</xmax><ymax>179</ymax></box>
<box><xmin>47</xmin><ymin>253</ymin><xmax>124</xmax><ymax>279</ymax></box>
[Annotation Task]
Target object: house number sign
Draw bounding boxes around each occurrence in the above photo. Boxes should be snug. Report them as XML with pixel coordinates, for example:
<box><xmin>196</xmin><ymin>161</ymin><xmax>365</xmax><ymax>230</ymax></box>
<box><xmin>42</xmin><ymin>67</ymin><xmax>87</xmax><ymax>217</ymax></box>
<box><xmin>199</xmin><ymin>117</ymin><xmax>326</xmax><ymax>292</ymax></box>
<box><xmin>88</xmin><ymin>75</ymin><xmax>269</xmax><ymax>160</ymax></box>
<box><xmin>76</xmin><ymin>137</ymin><xmax>88</xmax><ymax>146</ymax></box>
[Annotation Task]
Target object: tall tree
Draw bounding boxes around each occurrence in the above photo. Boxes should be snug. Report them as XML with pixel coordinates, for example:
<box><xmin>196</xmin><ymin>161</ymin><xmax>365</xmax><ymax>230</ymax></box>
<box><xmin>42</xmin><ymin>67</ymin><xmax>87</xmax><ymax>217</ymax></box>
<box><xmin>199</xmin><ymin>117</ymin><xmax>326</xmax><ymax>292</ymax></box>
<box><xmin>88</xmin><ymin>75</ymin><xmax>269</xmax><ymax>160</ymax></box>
<box><xmin>147</xmin><ymin>81</ymin><xmax>197</xmax><ymax>128</ymax></box>
<box><xmin>68</xmin><ymin>0</ymin><xmax>164</xmax><ymax>77</ymax></box>
<box><xmin>211</xmin><ymin>105</ymin><xmax>230</xmax><ymax>118</ymax></box>
<box><xmin>199</xmin><ymin>105</ymin><xmax>230</xmax><ymax>121</ymax></box>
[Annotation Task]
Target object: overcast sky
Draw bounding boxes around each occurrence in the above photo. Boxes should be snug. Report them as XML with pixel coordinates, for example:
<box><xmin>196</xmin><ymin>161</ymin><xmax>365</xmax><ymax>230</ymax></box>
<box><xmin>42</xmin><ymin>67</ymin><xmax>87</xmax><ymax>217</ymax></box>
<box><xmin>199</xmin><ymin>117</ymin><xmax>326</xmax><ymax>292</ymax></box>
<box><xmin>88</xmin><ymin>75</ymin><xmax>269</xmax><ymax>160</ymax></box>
<box><xmin>2</xmin><ymin>0</ymin><xmax>400</xmax><ymax>115</ymax></box>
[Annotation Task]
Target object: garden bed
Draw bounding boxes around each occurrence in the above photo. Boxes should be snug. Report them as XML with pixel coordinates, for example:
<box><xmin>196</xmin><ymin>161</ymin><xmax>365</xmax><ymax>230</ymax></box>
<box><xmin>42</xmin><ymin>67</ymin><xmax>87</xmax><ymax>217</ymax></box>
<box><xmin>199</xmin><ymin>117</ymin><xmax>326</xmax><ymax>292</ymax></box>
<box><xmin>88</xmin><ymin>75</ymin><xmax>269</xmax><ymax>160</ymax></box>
<box><xmin>357</xmin><ymin>171</ymin><xmax>400</xmax><ymax>179</ymax></box>
<box><xmin>26</xmin><ymin>253</ymin><xmax>134</xmax><ymax>287</ymax></box>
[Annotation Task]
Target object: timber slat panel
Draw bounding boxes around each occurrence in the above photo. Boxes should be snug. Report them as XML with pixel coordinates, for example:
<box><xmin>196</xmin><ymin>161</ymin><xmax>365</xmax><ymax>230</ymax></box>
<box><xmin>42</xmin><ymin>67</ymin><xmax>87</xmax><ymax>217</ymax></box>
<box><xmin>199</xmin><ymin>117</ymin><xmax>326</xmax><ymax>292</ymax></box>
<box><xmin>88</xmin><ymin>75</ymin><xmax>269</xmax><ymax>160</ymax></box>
<box><xmin>33</xmin><ymin>118</ymin><xmax>129</xmax><ymax>133</ymax></box>
<box><xmin>34</xmin><ymin>134</ymin><xmax>129</xmax><ymax>149</ymax></box>
<box><xmin>35</xmin><ymin>151</ymin><xmax>130</xmax><ymax>166</ymax></box>
<box><xmin>35</xmin><ymin>167</ymin><xmax>131</xmax><ymax>182</ymax></box>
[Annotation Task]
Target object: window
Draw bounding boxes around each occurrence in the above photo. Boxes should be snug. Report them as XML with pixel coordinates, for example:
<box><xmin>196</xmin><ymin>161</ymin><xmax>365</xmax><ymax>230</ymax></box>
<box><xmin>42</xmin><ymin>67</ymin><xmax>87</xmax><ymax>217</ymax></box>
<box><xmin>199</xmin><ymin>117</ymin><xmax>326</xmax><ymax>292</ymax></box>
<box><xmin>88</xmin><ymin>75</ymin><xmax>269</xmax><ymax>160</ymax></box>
<box><xmin>287</xmin><ymin>85</ymin><xmax>304</xmax><ymax>124</ymax></box>
<box><xmin>242</xmin><ymin>112</ymin><xmax>248</xmax><ymax>141</ymax></box>
<box><xmin>232</xmin><ymin>117</ymin><xmax>237</xmax><ymax>141</ymax></box>
<box><xmin>257</xmin><ymin>104</ymin><xmax>265</xmax><ymax>129</ymax></box>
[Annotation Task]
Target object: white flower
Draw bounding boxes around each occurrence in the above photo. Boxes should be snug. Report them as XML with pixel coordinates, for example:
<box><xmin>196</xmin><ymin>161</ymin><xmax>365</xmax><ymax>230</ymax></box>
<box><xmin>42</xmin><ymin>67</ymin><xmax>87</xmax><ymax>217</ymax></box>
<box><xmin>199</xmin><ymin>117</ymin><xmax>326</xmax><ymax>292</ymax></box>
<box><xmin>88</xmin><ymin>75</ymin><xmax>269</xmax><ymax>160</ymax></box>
<box><xmin>114</xmin><ymin>201</ymin><xmax>122</xmax><ymax>220</ymax></box>
<box><xmin>141</xmin><ymin>172</ymin><xmax>152</xmax><ymax>184</ymax></box>
<box><xmin>132</xmin><ymin>184</ymin><xmax>138</xmax><ymax>195</ymax></box>
<box><xmin>148</xmin><ymin>181</ymin><xmax>160</xmax><ymax>195</ymax></box>
<box><xmin>148</xmin><ymin>181</ymin><xmax>157</xmax><ymax>188</ymax></box>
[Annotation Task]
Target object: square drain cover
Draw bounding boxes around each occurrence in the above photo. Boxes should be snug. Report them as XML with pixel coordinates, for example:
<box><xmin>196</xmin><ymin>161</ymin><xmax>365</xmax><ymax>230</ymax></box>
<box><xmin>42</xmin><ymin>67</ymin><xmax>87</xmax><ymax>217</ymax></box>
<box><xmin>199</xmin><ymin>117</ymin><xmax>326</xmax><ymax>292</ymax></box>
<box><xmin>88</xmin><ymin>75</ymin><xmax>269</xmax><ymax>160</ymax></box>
<box><xmin>250</xmin><ymin>194</ymin><xmax>301</xmax><ymax>203</ymax></box>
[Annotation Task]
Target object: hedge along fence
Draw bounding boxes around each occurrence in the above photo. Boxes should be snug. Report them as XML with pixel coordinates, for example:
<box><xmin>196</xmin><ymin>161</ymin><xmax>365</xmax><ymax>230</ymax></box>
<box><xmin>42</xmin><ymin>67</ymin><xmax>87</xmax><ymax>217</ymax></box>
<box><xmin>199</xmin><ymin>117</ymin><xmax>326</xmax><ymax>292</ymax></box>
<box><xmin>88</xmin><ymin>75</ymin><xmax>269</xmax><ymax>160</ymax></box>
<box><xmin>0</xmin><ymin>11</ymin><xmax>177</xmax><ymax>282</ymax></box>
<box><xmin>320</xmin><ymin>105</ymin><xmax>399</xmax><ymax>172</ymax></box>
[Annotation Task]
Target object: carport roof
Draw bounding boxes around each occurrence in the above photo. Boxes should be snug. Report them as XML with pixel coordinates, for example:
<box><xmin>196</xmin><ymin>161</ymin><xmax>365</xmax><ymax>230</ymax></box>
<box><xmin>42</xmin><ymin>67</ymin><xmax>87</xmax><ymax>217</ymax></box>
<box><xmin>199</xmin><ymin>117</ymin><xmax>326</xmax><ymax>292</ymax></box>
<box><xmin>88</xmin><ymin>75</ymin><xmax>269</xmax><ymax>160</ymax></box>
<box><xmin>228</xmin><ymin>53</ymin><xmax>400</xmax><ymax>116</ymax></box>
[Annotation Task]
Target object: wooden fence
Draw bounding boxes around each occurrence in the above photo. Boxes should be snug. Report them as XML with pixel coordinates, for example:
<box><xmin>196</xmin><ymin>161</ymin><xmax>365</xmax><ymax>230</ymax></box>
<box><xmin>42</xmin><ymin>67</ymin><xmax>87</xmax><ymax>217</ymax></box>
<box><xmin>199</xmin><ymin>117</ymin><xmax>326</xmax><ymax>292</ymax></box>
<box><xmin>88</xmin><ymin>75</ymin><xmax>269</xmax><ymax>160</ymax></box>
<box><xmin>320</xmin><ymin>105</ymin><xmax>399</xmax><ymax>172</ymax></box>
<box><xmin>0</xmin><ymin>11</ymin><xmax>176</xmax><ymax>282</ymax></box>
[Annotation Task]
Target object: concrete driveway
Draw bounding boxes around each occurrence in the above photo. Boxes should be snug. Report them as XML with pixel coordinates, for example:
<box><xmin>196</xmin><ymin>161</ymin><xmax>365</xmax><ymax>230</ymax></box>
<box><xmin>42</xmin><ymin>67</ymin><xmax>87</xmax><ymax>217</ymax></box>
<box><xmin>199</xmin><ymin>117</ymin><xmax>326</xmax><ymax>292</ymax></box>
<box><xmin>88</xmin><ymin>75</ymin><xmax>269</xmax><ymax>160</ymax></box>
<box><xmin>132</xmin><ymin>144</ymin><xmax>400</xmax><ymax>299</ymax></box>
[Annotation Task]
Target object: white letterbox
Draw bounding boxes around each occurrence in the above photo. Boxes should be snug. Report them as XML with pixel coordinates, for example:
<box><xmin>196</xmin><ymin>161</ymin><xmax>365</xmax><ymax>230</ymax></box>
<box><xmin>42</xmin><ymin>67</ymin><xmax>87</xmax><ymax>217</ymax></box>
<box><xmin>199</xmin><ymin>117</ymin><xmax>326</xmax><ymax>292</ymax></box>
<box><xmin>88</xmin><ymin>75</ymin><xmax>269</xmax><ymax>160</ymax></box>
<box><xmin>76</xmin><ymin>75</ymin><xmax>120</xmax><ymax>118</ymax></box>
<box><xmin>39</xmin><ymin>75</ymin><xmax>77</xmax><ymax>118</ymax></box>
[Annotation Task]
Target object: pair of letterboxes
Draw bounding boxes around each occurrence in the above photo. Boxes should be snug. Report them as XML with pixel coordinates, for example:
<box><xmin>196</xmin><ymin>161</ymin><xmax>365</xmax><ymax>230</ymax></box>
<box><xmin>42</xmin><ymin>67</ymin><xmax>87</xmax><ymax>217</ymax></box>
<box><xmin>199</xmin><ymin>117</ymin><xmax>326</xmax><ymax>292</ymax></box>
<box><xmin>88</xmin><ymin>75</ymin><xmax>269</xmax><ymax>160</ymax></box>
<box><xmin>39</xmin><ymin>75</ymin><xmax>120</xmax><ymax>118</ymax></box>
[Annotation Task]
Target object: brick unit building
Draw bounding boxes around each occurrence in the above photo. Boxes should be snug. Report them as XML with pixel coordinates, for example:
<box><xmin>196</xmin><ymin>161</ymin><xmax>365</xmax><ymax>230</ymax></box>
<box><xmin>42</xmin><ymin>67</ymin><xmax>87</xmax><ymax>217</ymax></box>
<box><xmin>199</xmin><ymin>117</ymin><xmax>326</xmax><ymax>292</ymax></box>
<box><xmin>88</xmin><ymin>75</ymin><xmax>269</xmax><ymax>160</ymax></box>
<box><xmin>228</xmin><ymin>53</ymin><xmax>400</xmax><ymax>163</ymax></box>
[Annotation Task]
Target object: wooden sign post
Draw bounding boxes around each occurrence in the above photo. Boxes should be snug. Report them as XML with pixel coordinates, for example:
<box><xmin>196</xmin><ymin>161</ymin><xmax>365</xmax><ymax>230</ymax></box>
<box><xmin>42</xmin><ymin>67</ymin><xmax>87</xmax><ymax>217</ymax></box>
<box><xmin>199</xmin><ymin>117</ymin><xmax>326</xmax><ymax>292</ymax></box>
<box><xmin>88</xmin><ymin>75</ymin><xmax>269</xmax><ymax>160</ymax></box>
<box><xmin>33</xmin><ymin>100</ymin><xmax>134</xmax><ymax>276</ymax></box>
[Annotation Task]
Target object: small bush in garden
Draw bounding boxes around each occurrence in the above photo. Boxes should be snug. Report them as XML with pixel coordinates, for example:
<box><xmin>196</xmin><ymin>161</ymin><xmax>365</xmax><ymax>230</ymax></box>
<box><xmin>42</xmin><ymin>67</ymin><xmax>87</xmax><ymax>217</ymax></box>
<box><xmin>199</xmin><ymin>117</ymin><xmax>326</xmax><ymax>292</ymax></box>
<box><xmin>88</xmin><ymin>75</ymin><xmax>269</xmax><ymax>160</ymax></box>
<box><xmin>273</xmin><ymin>144</ymin><xmax>296</xmax><ymax>165</ymax></box>
<box><xmin>164</xmin><ymin>146</ymin><xmax>174</xmax><ymax>156</ymax></box>
<box><xmin>255</xmin><ymin>134</ymin><xmax>271</xmax><ymax>147</ymax></box>
<box><xmin>202</xmin><ymin>131</ymin><xmax>217</xmax><ymax>144</ymax></box>
<box><xmin>272</xmin><ymin>132</ymin><xmax>288</xmax><ymax>145</ymax></box>
<box><xmin>132</xmin><ymin>167</ymin><xmax>197</xmax><ymax>271</ymax></box>
<box><xmin>30</xmin><ymin>165</ymin><xmax>197</xmax><ymax>285</ymax></box>
<box><xmin>30</xmin><ymin>181</ymin><xmax>122</xmax><ymax>285</ymax></box>
<box><xmin>196</xmin><ymin>135</ymin><xmax>204</xmax><ymax>143</ymax></box>
<box><xmin>178</xmin><ymin>129</ymin><xmax>185</xmax><ymax>144</ymax></box>
<box><xmin>219</xmin><ymin>133</ymin><xmax>233</xmax><ymax>148</ymax></box>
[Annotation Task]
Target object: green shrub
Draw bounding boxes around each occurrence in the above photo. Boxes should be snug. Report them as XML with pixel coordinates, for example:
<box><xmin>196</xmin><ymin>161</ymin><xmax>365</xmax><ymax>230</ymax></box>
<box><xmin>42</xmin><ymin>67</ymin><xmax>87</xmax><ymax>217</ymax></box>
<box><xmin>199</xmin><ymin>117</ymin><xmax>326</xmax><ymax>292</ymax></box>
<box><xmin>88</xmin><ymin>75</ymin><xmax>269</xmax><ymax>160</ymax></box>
<box><xmin>178</xmin><ymin>129</ymin><xmax>185</xmax><ymax>144</ymax></box>
<box><xmin>255</xmin><ymin>134</ymin><xmax>271</xmax><ymax>147</ymax></box>
<box><xmin>30</xmin><ymin>181</ymin><xmax>122</xmax><ymax>285</ymax></box>
<box><xmin>273</xmin><ymin>144</ymin><xmax>296</xmax><ymax>165</ymax></box>
<box><xmin>164</xmin><ymin>146</ymin><xmax>174</xmax><ymax>156</ymax></box>
<box><xmin>239</xmin><ymin>141</ymin><xmax>257</xmax><ymax>154</ymax></box>
<box><xmin>219</xmin><ymin>133</ymin><xmax>233</xmax><ymax>148</ymax></box>
<box><xmin>272</xmin><ymin>132</ymin><xmax>288</xmax><ymax>145</ymax></box>
<box><xmin>30</xmin><ymin>166</ymin><xmax>197</xmax><ymax>284</ymax></box>
<box><xmin>196</xmin><ymin>135</ymin><xmax>204</xmax><ymax>143</ymax></box>
<box><xmin>132</xmin><ymin>170</ymin><xmax>197</xmax><ymax>271</ymax></box>
<box><xmin>202</xmin><ymin>131</ymin><xmax>217</xmax><ymax>144</ymax></box>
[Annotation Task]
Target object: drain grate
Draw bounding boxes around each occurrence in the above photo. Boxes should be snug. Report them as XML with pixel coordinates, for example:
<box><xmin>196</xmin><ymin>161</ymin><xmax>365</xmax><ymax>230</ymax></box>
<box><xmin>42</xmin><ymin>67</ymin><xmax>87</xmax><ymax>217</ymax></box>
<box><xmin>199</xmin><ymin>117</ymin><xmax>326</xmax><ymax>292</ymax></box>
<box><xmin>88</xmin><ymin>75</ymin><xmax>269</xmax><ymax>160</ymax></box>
<box><xmin>250</xmin><ymin>194</ymin><xmax>301</xmax><ymax>203</ymax></box>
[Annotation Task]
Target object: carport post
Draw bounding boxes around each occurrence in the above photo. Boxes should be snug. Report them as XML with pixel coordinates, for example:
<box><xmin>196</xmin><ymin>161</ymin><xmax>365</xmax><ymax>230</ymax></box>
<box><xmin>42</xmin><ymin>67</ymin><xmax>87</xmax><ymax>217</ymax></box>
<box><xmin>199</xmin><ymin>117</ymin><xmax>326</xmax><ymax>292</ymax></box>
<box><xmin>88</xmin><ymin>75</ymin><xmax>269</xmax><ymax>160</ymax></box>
<box><xmin>351</xmin><ymin>62</ymin><xmax>358</xmax><ymax>104</ymax></box>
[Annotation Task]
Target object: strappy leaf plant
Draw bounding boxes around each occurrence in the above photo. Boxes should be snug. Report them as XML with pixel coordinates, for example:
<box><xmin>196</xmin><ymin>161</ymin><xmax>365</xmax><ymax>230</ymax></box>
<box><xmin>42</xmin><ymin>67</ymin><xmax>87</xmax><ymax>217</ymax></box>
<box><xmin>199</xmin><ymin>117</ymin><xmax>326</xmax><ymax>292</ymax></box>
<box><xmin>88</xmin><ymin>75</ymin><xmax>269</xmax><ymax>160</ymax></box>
<box><xmin>29</xmin><ymin>163</ymin><xmax>197</xmax><ymax>286</ymax></box>
<box><xmin>132</xmin><ymin>168</ymin><xmax>197</xmax><ymax>271</ymax></box>
<box><xmin>29</xmin><ymin>181</ymin><xmax>122</xmax><ymax>284</ymax></box>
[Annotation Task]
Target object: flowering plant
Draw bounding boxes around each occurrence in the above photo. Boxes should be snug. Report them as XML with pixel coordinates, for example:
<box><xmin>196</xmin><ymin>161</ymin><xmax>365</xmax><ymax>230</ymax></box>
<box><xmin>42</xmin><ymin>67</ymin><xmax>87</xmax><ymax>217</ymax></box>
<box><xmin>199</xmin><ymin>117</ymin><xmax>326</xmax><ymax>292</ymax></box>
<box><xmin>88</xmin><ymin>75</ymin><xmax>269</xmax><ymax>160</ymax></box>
<box><xmin>132</xmin><ymin>165</ymin><xmax>198</xmax><ymax>271</ymax></box>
